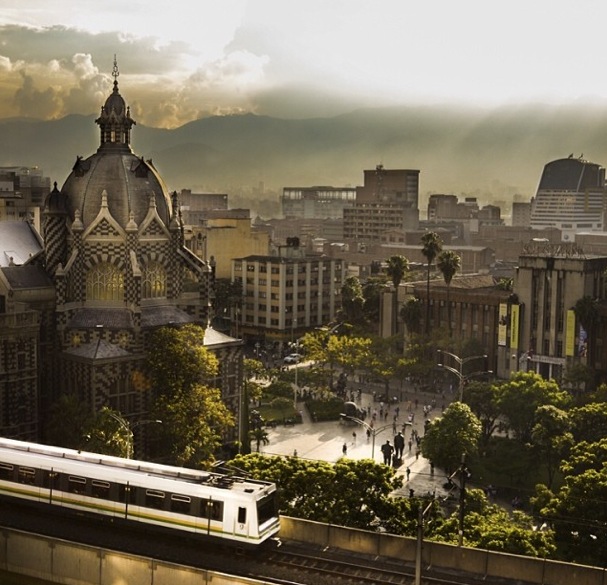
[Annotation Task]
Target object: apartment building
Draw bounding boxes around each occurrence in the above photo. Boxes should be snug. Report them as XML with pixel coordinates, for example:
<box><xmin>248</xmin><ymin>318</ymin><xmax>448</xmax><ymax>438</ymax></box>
<box><xmin>232</xmin><ymin>239</ymin><xmax>344</xmax><ymax>345</ymax></box>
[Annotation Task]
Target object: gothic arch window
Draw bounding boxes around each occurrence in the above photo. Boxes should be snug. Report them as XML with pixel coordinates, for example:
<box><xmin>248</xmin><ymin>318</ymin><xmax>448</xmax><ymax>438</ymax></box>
<box><xmin>86</xmin><ymin>262</ymin><xmax>124</xmax><ymax>301</ymax></box>
<box><xmin>142</xmin><ymin>261</ymin><xmax>167</xmax><ymax>299</ymax></box>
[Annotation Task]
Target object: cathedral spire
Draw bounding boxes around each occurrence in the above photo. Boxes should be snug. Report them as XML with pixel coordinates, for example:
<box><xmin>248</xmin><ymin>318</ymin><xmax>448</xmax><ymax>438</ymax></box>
<box><xmin>95</xmin><ymin>56</ymin><xmax>136</xmax><ymax>152</ymax></box>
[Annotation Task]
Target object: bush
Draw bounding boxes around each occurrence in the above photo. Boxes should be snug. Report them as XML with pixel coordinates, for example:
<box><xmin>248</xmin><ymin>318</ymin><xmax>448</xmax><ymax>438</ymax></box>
<box><xmin>305</xmin><ymin>396</ymin><xmax>344</xmax><ymax>422</ymax></box>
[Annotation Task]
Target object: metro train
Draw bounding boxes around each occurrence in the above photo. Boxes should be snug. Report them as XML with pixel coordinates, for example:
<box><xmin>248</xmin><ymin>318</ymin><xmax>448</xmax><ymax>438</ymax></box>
<box><xmin>0</xmin><ymin>438</ymin><xmax>280</xmax><ymax>546</ymax></box>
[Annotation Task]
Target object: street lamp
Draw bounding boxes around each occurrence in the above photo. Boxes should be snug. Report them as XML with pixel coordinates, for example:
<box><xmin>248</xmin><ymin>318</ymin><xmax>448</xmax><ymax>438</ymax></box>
<box><xmin>107</xmin><ymin>412</ymin><xmax>162</xmax><ymax>459</ymax></box>
<box><xmin>437</xmin><ymin>350</ymin><xmax>492</xmax><ymax>402</ymax></box>
<box><xmin>340</xmin><ymin>414</ymin><xmax>410</xmax><ymax>460</ymax></box>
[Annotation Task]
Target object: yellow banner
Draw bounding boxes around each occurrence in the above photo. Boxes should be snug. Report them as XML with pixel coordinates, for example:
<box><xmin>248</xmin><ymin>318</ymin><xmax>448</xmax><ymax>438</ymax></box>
<box><xmin>498</xmin><ymin>303</ymin><xmax>507</xmax><ymax>346</ymax></box>
<box><xmin>566</xmin><ymin>310</ymin><xmax>576</xmax><ymax>357</ymax></box>
<box><xmin>510</xmin><ymin>304</ymin><xmax>519</xmax><ymax>350</ymax></box>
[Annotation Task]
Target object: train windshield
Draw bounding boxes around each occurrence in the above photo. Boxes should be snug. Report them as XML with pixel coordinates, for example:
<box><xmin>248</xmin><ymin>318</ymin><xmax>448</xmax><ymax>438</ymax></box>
<box><xmin>257</xmin><ymin>492</ymin><xmax>277</xmax><ymax>526</ymax></box>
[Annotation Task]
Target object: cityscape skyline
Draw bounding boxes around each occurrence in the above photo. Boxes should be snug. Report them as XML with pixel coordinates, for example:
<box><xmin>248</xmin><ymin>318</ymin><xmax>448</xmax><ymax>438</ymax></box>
<box><xmin>1</xmin><ymin>1</ymin><xmax>607</xmax><ymax>128</ymax></box>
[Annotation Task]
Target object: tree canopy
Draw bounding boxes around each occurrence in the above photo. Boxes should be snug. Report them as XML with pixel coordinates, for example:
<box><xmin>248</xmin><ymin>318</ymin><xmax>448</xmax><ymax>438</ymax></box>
<box><xmin>421</xmin><ymin>402</ymin><xmax>482</xmax><ymax>472</ymax></box>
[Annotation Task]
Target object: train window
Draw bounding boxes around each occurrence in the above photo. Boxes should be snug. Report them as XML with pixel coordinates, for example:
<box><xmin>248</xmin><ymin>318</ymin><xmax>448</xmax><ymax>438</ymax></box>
<box><xmin>170</xmin><ymin>494</ymin><xmax>191</xmax><ymax>514</ymax></box>
<box><xmin>257</xmin><ymin>494</ymin><xmax>277</xmax><ymax>525</ymax></box>
<box><xmin>68</xmin><ymin>476</ymin><xmax>87</xmax><ymax>494</ymax></box>
<box><xmin>200</xmin><ymin>498</ymin><xmax>223</xmax><ymax>521</ymax></box>
<box><xmin>238</xmin><ymin>507</ymin><xmax>247</xmax><ymax>524</ymax></box>
<box><xmin>145</xmin><ymin>490</ymin><xmax>165</xmax><ymax>510</ymax></box>
<box><xmin>18</xmin><ymin>467</ymin><xmax>36</xmax><ymax>485</ymax></box>
<box><xmin>0</xmin><ymin>463</ymin><xmax>14</xmax><ymax>481</ymax></box>
<box><xmin>91</xmin><ymin>480</ymin><xmax>111</xmax><ymax>499</ymax></box>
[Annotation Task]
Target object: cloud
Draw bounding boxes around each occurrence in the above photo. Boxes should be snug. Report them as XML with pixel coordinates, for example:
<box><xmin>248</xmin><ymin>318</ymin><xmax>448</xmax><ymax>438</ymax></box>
<box><xmin>0</xmin><ymin>23</ymin><xmax>273</xmax><ymax>126</ymax></box>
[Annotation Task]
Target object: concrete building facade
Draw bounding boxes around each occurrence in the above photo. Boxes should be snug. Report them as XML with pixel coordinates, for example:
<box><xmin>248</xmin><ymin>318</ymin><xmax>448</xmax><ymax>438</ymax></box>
<box><xmin>232</xmin><ymin>239</ymin><xmax>344</xmax><ymax>345</ymax></box>
<box><xmin>343</xmin><ymin>165</ymin><xmax>420</xmax><ymax>243</ymax></box>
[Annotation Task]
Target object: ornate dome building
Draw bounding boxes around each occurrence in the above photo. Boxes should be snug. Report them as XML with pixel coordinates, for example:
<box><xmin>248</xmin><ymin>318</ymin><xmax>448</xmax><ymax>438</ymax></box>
<box><xmin>41</xmin><ymin>61</ymin><xmax>213</xmax><ymax>429</ymax></box>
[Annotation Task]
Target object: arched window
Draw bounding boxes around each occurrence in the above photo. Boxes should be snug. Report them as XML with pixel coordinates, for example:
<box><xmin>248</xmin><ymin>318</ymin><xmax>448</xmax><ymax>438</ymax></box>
<box><xmin>142</xmin><ymin>261</ymin><xmax>166</xmax><ymax>299</ymax></box>
<box><xmin>86</xmin><ymin>263</ymin><xmax>124</xmax><ymax>301</ymax></box>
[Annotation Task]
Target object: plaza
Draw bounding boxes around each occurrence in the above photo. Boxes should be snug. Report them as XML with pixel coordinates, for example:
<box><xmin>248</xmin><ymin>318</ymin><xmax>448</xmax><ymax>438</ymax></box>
<box><xmin>259</xmin><ymin>386</ymin><xmax>454</xmax><ymax>500</ymax></box>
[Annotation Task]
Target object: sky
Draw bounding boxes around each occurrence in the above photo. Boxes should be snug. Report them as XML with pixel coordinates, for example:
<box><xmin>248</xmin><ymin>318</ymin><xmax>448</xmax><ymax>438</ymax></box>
<box><xmin>2</xmin><ymin>1</ymin><xmax>607</xmax><ymax>128</ymax></box>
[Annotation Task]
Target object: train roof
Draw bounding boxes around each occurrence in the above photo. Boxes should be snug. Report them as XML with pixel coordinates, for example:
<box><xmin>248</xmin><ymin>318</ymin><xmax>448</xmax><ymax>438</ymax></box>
<box><xmin>0</xmin><ymin>438</ymin><xmax>273</xmax><ymax>498</ymax></box>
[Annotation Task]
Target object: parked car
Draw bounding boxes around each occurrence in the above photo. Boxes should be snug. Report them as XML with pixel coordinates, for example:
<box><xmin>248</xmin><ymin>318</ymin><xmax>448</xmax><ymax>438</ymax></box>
<box><xmin>283</xmin><ymin>353</ymin><xmax>303</xmax><ymax>364</ymax></box>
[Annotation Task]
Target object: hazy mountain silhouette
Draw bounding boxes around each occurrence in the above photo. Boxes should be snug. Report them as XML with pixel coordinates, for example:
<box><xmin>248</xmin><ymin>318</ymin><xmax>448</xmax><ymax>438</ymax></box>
<box><xmin>2</xmin><ymin>103</ymin><xmax>607</xmax><ymax>202</ymax></box>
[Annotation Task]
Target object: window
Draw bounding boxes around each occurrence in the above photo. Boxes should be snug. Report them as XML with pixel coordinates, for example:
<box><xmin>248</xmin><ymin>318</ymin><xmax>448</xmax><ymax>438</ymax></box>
<box><xmin>145</xmin><ymin>490</ymin><xmax>165</xmax><ymax>509</ymax></box>
<box><xmin>86</xmin><ymin>263</ymin><xmax>124</xmax><ymax>301</ymax></box>
<box><xmin>171</xmin><ymin>494</ymin><xmax>191</xmax><ymax>514</ymax></box>
<box><xmin>18</xmin><ymin>467</ymin><xmax>36</xmax><ymax>485</ymax></box>
<box><xmin>258</xmin><ymin>279</ymin><xmax>266</xmax><ymax>286</ymax></box>
<box><xmin>0</xmin><ymin>463</ymin><xmax>13</xmax><ymax>481</ymax></box>
<box><xmin>142</xmin><ymin>261</ymin><xmax>167</xmax><ymax>299</ymax></box>
<box><xmin>91</xmin><ymin>480</ymin><xmax>111</xmax><ymax>499</ymax></box>
<box><xmin>68</xmin><ymin>475</ymin><xmax>86</xmax><ymax>494</ymax></box>
<box><xmin>238</xmin><ymin>507</ymin><xmax>247</xmax><ymax>524</ymax></box>
<box><xmin>200</xmin><ymin>498</ymin><xmax>223</xmax><ymax>521</ymax></box>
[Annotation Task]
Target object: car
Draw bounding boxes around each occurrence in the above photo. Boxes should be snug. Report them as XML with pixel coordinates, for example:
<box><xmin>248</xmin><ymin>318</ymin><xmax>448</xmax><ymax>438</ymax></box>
<box><xmin>283</xmin><ymin>353</ymin><xmax>302</xmax><ymax>364</ymax></box>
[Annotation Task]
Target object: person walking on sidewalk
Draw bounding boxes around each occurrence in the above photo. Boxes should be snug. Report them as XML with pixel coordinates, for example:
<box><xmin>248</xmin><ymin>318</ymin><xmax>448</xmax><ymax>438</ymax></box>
<box><xmin>380</xmin><ymin>440</ymin><xmax>394</xmax><ymax>465</ymax></box>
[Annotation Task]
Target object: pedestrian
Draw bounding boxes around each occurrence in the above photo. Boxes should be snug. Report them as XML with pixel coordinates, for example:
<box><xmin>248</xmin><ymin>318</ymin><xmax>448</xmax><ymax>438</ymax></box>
<box><xmin>394</xmin><ymin>431</ymin><xmax>405</xmax><ymax>459</ymax></box>
<box><xmin>380</xmin><ymin>440</ymin><xmax>394</xmax><ymax>465</ymax></box>
<box><xmin>415</xmin><ymin>449</ymin><xmax>420</xmax><ymax>460</ymax></box>
<box><xmin>342</xmin><ymin>443</ymin><xmax>347</xmax><ymax>456</ymax></box>
<box><xmin>352</xmin><ymin>431</ymin><xmax>357</xmax><ymax>445</ymax></box>
<box><xmin>366</xmin><ymin>428</ymin><xmax>371</xmax><ymax>441</ymax></box>
<box><xmin>406</xmin><ymin>467</ymin><xmax>411</xmax><ymax>481</ymax></box>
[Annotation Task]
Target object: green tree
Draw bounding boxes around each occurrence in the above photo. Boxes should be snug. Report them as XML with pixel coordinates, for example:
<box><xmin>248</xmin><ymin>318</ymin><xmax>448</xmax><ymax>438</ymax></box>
<box><xmin>560</xmin><ymin>437</ymin><xmax>607</xmax><ymax>477</ymax></box>
<box><xmin>495</xmin><ymin>371</ymin><xmax>571</xmax><ymax>443</ymax></box>
<box><xmin>230</xmin><ymin>453</ymin><xmax>405</xmax><ymax>532</ymax></box>
<box><xmin>436</xmin><ymin>250</ymin><xmax>461</xmax><ymax>337</ymax></box>
<box><xmin>361</xmin><ymin>277</ymin><xmax>387</xmax><ymax>327</ymax></box>
<box><xmin>435</xmin><ymin>488</ymin><xmax>555</xmax><ymax>557</ymax></box>
<box><xmin>531</xmin><ymin>405</ymin><xmax>573</xmax><ymax>488</ymax></box>
<box><xmin>386</xmin><ymin>254</ymin><xmax>410</xmax><ymax>337</ymax></box>
<box><xmin>400</xmin><ymin>296</ymin><xmax>422</xmax><ymax>335</ymax></box>
<box><xmin>340</xmin><ymin>276</ymin><xmax>365</xmax><ymax>325</ymax></box>
<box><xmin>82</xmin><ymin>406</ymin><xmax>132</xmax><ymax>458</ymax></box>
<box><xmin>212</xmin><ymin>278</ymin><xmax>243</xmax><ymax>322</ymax></box>
<box><xmin>462</xmin><ymin>381</ymin><xmax>500</xmax><ymax>446</ymax></box>
<box><xmin>569</xmin><ymin>402</ymin><xmax>607</xmax><ymax>444</ymax></box>
<box><xmin>146</xmin><ymin>324</ymin><xmax>234</xmax><ymax>466</ymax></box>
<box><xmin>46</xmin><ymin>394</ymin><xmax>94</xmax><ymax>450</ymax></box>
<box><xmin>421</xmin><ymin>402</ymin><xmax>482</xmax><ymax>472</ymax></box>
<box><xmin>539</xmin><ymin>467</ymin><xmax>607</xmax><ymax>564</ymax></box>
<box><xmin>146</xmin><ymin>324</ymin><xmax>218</xmax><ymax>399</ymax></box>
<box><xmin>421</xmin><ymin>231</ymin><xmax>443</xmax><ymax>334</ymax></box>
<box><xmin>155</xmin><ymin>384</ymin><xmax>234</xmax><ymax>468</ymax></box>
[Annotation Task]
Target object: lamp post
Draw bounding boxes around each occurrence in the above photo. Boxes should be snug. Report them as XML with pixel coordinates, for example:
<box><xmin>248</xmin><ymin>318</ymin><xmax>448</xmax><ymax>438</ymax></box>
<box><xmin>340</xmin><ymin>414</ymin><xmax>410</xmax><ymax>460</ymax></box>
<box><xmin>437</xmin><ymin>350</ymin><xmax>491</xmax><ymax>402</ymax></box>
<box><xmin>107</xmin><ymin>412</ymin><xmax>162</xmax><ymax>459</ymax></box>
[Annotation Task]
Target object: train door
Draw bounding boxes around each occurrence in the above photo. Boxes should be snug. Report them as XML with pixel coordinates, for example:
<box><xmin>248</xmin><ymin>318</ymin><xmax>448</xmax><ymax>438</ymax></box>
<box><xmin>234</xmin><ymin>504</ymin><xmax>249</xmax><ymax>538</ymax></box>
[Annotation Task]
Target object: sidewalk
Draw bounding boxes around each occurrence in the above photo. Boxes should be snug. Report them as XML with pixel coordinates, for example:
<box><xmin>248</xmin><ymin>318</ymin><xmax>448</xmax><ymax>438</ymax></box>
<box><xmin>259</xmin><ymin>387</ymin><xmax>454</xmax><ymax>501</ymax></box>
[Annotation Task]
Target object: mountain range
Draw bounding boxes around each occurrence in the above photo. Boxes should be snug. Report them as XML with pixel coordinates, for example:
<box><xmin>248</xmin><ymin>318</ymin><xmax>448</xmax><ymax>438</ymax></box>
<box><xmin>2</xmin><ymin>103</ymin><xmax>607</xmax><ymax>207</ymax></box>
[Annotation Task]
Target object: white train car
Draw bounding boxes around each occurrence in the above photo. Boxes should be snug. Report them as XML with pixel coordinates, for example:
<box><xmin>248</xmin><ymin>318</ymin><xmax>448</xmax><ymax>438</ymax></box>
<box><xmin>0</xmin><ymin>438</ymin><xmax>280</xmax><ymax>546</ymax></box>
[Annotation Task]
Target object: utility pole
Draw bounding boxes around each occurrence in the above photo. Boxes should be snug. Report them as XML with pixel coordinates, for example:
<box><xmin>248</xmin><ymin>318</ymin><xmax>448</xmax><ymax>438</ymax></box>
<box><xmin>458</xmin><ymin>453</ymin><xmax>468</xmax><ymax>547</ymax></box>
<box><xmin>415</xmin><ymin>498</ymin><xmax>435</xmax><ymax>585</ymax></box>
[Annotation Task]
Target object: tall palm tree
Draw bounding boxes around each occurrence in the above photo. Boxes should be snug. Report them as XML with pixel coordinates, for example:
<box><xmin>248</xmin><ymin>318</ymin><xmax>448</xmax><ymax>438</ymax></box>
<box><xmin>386</xmin><ymin>255</ymin><xmax>409</xmax><ymax>336</ymax></box>
<box><xmin>421</xmin><ymin>232</ymin><xmax>443</xmax><ymax>334</ymax></box>
<box><xmin>437</xmin><ymin>250</ymin><xmax>461</xmax><ymax>337</ymax></box>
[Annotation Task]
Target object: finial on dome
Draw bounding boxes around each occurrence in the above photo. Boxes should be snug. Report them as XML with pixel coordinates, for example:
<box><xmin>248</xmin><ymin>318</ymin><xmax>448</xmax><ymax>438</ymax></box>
<box><xmin>112</xmin><ymin>55</ymin><xmax>119</xmax><ymax>92</ymax></box>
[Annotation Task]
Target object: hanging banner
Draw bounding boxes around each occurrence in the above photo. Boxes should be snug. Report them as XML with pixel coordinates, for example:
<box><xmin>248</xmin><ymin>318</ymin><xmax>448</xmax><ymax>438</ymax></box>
<box><xmin>498</xmin><ymin>303</ymin><xmax>508</xmax><ymax>346</ymax></box>
<box><xmin>565</xmin><ymin>310</ymin><xmax>575</xmax><ymax>357</ymax></box>
<box><xmin>510</xmin><ymin>304</ymin><xmax>519</xmax><ymax>350</ymax></box>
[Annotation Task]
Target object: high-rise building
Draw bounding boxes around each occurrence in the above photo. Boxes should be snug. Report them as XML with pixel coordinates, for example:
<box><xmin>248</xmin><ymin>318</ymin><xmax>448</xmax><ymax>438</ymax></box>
<box><xmin>343</xmin><ymin>165</ymin><xmax>419</xmax><ymax>243</ymax></box>
<box><xmin>281</xmin><ymin>186</ymin><xmax>356</xmax><ymax>219</ymax></box>
<box><xmin>530</xmin><ymin>156</ymin><xmax>607</xmax><ymax>242</ymax></box>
